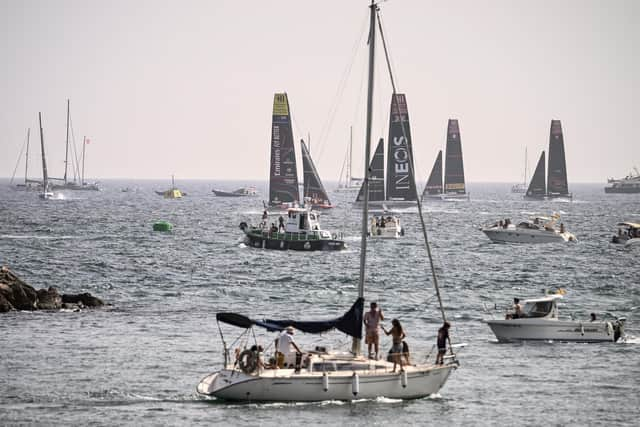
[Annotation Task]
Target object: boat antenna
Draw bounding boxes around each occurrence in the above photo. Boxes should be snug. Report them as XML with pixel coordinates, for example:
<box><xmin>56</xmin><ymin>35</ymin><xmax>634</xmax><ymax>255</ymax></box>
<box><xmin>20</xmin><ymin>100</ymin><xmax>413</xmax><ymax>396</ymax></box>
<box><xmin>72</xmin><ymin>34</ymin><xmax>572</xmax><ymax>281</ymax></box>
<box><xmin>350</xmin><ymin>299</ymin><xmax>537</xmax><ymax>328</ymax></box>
<box><xmin>64</xmin><ymin>99</ymin><xmax>70</xmax><ymax>184</ymax></box>
<box><xmin>377</xmin><ymin>9</ymin><xmax>448</xmax><ymax>323</ymax></box>
<box><xmin>352</xmin><ymin>0</ymin><xmax>378</xmax><ymax>356</ymax></box>
<box><xmin>9</xmin><ymin>128</ymin><xmax>30</xmax><ymax>185</ymax></box>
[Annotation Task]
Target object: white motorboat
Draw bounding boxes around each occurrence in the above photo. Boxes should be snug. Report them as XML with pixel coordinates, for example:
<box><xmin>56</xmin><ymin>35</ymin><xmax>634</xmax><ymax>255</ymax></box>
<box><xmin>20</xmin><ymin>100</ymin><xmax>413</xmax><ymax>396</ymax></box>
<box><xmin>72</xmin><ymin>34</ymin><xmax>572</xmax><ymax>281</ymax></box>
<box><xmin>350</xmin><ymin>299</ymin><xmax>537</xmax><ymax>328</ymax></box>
<box><xmin>486</xmin><ymin>294</ymin><xmax>626</xmax><ymax>343</ymax></box>
<box><xmin>611</xmin><ymin>222</ymin><xmax>640</xmax><ymax>247</ymax></box>
<box><xmin>370</xmin><ymin>215</ymin><xmax>404</xmax><ymax>238</ymax></box>
<box><xmin>197</xmin><ymin>1</ymin><xmax>461</xmax><ymax>402</ymax></box>
<box><xmin>481</xmin><ymin>214</ymin><xmax>576</xmax><ymax>243</ymax></box>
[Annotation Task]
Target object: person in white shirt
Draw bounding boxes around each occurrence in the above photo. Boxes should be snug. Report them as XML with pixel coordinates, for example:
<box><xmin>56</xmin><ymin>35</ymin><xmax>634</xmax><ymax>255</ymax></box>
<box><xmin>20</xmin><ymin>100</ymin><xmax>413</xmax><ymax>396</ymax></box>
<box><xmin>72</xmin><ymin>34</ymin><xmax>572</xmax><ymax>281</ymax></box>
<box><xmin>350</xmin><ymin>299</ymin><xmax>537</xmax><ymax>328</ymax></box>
<box><xmin>276</xmin><ymin>326</ymin><xmax>302</xmax><ymax>367</ymax></box>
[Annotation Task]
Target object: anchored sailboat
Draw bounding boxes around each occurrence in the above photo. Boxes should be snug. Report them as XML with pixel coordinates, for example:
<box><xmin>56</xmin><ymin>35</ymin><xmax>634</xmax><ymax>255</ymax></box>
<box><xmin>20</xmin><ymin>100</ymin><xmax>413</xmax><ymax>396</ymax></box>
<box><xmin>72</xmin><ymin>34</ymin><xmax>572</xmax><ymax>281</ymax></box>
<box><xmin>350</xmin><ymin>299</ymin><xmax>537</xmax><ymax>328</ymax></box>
<box><xmin>268</xmin><ymin>93</ymin><xmax>300</xmax><ymax>209</ymax></box>
<box><xmin>511</xmin><ymin>147</ymin><xmax>528</xmax><ymax>193</ymax></box>
<box><xmin>37</xmin><ymin>113</ymin><xmax>54</xmax><ymax>200</ymax></box>
<box><xmin>422</xmin><ymin>120</ymin><xmax>469</xmax><ymax>201</ymax></box>
<box><xmin>155</xmin><ymin>175</ymin><xmax>183</xmax><ymax>199</ymax></box>
<box><xmin>197</xmin><ymin>1</ymin><xmax>460</xmax><ymax>402</ymax></box>
<box><xmin>354</xmin><ymin>94</ymin><xmax>419</xmax><ymax>208</ymax></box>
<box><xmin>336</xmin><ymin>126</ymin><xmax>363</xmax><ymax>192</ymax></box>
<box><xmin>525</xmin><ymin>120</ymin><xmax>572</xmax><ymax>200</ymax></box>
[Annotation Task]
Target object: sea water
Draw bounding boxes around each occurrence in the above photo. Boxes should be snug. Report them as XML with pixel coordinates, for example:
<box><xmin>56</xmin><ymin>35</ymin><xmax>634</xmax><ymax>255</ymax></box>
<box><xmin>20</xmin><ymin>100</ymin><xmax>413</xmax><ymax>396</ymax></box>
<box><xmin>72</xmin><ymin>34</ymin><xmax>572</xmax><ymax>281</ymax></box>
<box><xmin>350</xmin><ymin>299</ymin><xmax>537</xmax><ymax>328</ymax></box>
<box><xmin>0</xmin><ymin>180</ymin><xmax>638</xmax><ymax>426</ymax></box>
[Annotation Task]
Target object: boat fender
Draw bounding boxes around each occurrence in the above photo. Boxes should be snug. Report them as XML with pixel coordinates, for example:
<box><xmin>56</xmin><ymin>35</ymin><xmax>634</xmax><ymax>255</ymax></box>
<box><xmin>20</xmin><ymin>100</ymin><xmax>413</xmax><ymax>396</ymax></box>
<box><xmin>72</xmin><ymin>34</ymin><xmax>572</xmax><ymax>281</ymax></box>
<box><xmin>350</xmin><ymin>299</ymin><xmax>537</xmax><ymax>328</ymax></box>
<box><xmin>614</xmin><ymin>322</ymin><xmax>622</xmax><ymax>342</ymax></box>
<box><xmin>400</xmin><ymin>227</ymin><xmax>405</xmax><ymax>236</ymax></box>
<box><xmin>351</xmin><ymin>373</ymin><xmax>359</xmax><ymax>396</ymax></box>
<box><xmin>332</xmin><ymin>233</ymin><xmax>337</xmax><ymax>240</ymax></box>
<box><xmin>377</xmin><ymin>229</ymin><xmax>381</xmax><ymax>236</ymax></box>
<box><xmin>606</xmin><ymin>322</ymin><xmax>613</xmax><ymax>336</ymax></box>
<box><xmin>322</xmin><ymin>372</ymin><xmax>329</xmax><ymax>392</ymax></box>
<box><xmin>238</xmin><ymin>349</ymin><xmax>258</xmax><ymax>374</ymax></box>
<box><xmin>401</xmin><ymin>370</ymin><xmax>408</xmax><ymax>388</ymax></box>
<box><xmin>239</xmin><ymin>222</ymin><xmax>248</xmax><ymax>231</ymax></box>
<box><xmin>580</xmin><ymin>323</ymin><xmax>584</xmax><ymax>336</ymax></box>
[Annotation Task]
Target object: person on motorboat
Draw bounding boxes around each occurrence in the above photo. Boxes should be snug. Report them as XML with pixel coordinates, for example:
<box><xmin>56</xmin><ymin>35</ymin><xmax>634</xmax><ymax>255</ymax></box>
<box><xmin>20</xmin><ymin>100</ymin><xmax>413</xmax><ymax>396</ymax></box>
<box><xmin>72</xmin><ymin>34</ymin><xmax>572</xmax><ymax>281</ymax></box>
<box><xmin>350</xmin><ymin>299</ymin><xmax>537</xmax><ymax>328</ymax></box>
<box><xmin>506</xmin><ymin>298</ymin><xmax>524</xmax><ymax>319</ymax></box>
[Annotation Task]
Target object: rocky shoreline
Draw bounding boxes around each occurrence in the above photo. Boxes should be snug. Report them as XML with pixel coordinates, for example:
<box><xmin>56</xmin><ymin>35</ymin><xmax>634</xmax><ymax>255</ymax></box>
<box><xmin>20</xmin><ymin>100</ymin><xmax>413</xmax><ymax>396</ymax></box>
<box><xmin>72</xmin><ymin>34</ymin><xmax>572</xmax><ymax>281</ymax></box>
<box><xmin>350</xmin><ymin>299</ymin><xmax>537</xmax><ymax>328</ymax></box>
<box><xmin>0</xmin><ymin>266</ymin><xmax>104</xmax><ymax>313</ymax></box>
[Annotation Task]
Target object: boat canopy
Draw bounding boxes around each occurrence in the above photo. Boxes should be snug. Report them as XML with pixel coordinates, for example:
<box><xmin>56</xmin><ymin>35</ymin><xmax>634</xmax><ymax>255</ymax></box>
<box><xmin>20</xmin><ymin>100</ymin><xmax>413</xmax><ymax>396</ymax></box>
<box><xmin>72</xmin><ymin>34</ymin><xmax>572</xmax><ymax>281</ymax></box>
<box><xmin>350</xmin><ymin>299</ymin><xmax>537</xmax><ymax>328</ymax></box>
<box><xmin>215</xmin><ymin>298</ymin><xmax>364</xmax><ymax>339</ymax></box>
<box><xmin>522</xmin><ymin>294</ymin><xmax>563</xmax><ymax>304</ymax></box>
<box><xmin>616</xmin><ymin>222</ymin><xmax>640</xmax><ymax>229</ymax></box>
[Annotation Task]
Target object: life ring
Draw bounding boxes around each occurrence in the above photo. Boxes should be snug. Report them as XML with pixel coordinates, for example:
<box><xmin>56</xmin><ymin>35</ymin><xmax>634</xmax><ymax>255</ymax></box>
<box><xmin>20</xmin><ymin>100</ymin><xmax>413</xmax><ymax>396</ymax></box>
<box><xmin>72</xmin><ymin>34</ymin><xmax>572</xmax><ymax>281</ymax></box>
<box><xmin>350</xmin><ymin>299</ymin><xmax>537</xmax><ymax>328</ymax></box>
<box><xmin>238</xmin><ymin>349</ymin><xmax>258</xmax><ymax>374</ymax></box>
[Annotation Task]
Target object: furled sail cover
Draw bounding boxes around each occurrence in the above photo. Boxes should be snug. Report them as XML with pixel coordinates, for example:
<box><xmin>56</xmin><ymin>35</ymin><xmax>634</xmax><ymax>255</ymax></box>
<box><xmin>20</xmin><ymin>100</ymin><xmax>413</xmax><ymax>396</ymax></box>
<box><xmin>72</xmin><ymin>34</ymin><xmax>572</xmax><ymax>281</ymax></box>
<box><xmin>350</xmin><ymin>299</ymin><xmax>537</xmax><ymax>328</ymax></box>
<box><xmin>547</xmin><ymin>119</ymin><xmax>569</xmax><ymax>196</ymax></box>
<box><xmin>386</xmin><ymin>94</ymin><xmax>417</xmax><ymax>201</ymax></box>
<box><xmin>216</xmin><ymin>298</ymin><xmax>364</xmax><ymax>339</ymax></box>
<box><xmin>526</xmin><ymin>151</ymin><xmax>546</xmax><ymax>197</ymax></box>
<box><xmin>269</xmin><ymin>93</ymin><xmax>299</xmax><ymax>205</ymax></box>
<box><xmin>356</xmin><ymin>138</ymin><xmax>385</xmax><ymax>202</ymax></box>
<box><xmin>444</xmin><ymin>119</ymin><xmax>466</xmax><ymax>194</ymax></box>
<box><xmin>423</xmin><ymin>150</ymin><xmax>443</xmax><ymax>196</ymax></box>
<box><xmin>301</xmin><ymin>139</ymin><xmax>331</xmax><ymax>205</ymax></box>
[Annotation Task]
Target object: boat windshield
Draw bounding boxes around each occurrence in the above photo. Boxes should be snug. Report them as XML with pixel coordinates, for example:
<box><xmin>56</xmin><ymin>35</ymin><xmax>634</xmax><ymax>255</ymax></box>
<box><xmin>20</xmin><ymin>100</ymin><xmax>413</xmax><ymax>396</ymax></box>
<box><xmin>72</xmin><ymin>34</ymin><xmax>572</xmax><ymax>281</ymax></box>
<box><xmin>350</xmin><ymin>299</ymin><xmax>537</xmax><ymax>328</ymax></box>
<box><xmin>523</xmin><ymin>301</ymin><xmax>553</xmax><ymax>318</ymax></box>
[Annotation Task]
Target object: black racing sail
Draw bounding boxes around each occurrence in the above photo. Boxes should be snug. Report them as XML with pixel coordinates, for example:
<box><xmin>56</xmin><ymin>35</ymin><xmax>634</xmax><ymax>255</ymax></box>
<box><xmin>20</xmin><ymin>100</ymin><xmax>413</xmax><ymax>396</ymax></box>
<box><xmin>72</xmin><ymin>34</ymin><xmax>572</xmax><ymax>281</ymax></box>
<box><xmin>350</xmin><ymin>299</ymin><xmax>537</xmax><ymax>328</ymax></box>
<box><xmin>300</xmin><ymin>139</ymin><xmax>331</xmax><ymax>206</ymax></box>
<box><xmin>547</xmin><ymin>119</ymin><xmax>569</xmax><ymax>197</ymax></box>
<box><xmin>386</xmin><ymin>93</ymin><xmax>417</xmax><ymax>201</ymax></box>
<box><xmin>444</xmin><ymin>119</ymin><xmax>466</xmax><ymax>194</ymax></box>
<box><xmin>216</xmin><ymin>298</ymin><xmax>364</xmax><ymax>339</ymax></box>
<box><xmin>268</xmin><ymin>93</ymin><xmax>299</xmax><ymax>206</ymax></box>
<box><xmin>423</xmin><ymin>150</ymin><xmax>443</xmax><ymax>196</ymax></box>
<box><xmin>526</xmin><ymin>151</ymin><xmax>546</xmax><ymax>198</ymax></box>
<box><xmin>356</xmin><ymin>138</ymin><xmax>385</xmax><ymax>202</ymax></box>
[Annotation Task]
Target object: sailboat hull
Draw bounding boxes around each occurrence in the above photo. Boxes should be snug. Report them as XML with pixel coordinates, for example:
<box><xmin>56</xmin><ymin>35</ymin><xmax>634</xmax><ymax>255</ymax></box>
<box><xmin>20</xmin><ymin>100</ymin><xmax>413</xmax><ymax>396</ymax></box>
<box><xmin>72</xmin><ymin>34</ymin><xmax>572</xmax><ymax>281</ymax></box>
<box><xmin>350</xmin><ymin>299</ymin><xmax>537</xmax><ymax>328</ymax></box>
<box><xmin>197</xmin><ymin>364</ymin><xmax>456</xmax><ymax>402</ymax></box>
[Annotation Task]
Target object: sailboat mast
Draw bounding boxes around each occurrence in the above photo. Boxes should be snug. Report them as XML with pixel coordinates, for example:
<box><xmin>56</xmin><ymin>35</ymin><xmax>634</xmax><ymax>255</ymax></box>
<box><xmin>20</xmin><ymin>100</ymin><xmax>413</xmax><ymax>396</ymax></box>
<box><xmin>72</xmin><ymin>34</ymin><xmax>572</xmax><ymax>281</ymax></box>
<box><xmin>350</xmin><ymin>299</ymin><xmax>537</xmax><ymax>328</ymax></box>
<box><xmin>353</xmin><ymin>0</ymin><xmax>377</xmax><ymax>355</ymax></box>
<box><xmin>39</xmin><ymin>113</ymin><xmax>49</xmax><ymax>190</ymax></box>
<box><xmin>64</xmin><ymin>99</ymin><xmax>70</xmax><ymax>183</ymax></box>
<box><xmin>81</xmin><ymin>136</ymin><xmax>86</xmax><ymax>185</ymax></box>
<box><xmin>523</xmin><ymin>147</ymin><xmax>528</xmax><ymax>186</ymax></box>
<box><xmin>348</xmin><ymin>126</ymin><xmax>353</xmax><ymax>184</ymax></box>
<box><xmin>25</xmin><ymin>128</ymin><xmax>30</xmax><ymax>184</ymax></box>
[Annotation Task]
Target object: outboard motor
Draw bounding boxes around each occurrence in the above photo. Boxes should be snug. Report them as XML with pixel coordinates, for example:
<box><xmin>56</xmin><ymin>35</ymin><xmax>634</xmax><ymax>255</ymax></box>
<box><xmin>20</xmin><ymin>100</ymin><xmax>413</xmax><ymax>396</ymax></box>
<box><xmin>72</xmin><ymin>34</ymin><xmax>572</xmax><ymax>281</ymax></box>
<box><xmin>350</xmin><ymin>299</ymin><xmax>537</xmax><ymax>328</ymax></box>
<box><xmin>614</xmin><ymin>318</ymin><xmax>626</xmax><ymax>342</ymax></box>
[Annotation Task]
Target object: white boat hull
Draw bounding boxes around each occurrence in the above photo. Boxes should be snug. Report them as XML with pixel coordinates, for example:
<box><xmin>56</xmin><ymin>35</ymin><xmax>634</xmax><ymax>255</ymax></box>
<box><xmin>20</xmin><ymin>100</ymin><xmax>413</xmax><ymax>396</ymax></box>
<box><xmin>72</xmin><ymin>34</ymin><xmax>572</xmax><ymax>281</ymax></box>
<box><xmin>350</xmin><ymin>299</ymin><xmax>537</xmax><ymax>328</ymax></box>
<box><xmin>197</xmin><ymin>364</ymin><xmax>456</xmax><ymax>402</ymax></box>
<box><xmin>486</xmin><ymin>319</ymin><xmax>619</xmax><ymax>343</ymax></box>
<box><xmin>482</xmin><ymin>227</ymin><xmax>575</xmax><ymax>243</ymax></box>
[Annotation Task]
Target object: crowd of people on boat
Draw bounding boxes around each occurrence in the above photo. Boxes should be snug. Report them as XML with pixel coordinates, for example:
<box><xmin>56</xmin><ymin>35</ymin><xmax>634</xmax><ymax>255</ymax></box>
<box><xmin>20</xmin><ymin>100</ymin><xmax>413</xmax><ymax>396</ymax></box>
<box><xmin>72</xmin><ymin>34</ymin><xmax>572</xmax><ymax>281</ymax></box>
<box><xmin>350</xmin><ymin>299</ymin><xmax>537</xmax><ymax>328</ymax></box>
<box><xmin>372</xmin><ymin>216</ymin><xmax>397</xmax><ymax>228</ymax></box>
<box><xmin>235</xmin><ymin>301</ymin><xmax>452</xmax><ymax>374</ymax></box>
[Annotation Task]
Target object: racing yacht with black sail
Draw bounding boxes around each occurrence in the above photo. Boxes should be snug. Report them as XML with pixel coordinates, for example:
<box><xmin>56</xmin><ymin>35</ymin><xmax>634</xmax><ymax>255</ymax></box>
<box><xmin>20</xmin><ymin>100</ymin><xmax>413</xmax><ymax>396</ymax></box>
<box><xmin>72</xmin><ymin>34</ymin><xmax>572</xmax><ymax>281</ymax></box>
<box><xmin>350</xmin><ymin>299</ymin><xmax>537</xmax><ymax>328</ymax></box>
<box><xmin>197</xmin><ymin>1</ymin><xmax>460</xmax><ymax>401</ymax></box>
<box><xmin>268</xmin><ymin>93</ymin><xmax>300</xmax><ymax>210</ymax></box>
<box><xmin>301</xmin><ymin>139</ymin><xmax>334</xmax><ymax>209</ymax></box>
<box><xmin>422</xmin><ymin>120</ymin><xmax>469</xmax><ymax>200</ymax></box>
<box><xmin>525</xmin><ymin>120</ymin><xmax>572</xmax><ymax>200</ymax></box>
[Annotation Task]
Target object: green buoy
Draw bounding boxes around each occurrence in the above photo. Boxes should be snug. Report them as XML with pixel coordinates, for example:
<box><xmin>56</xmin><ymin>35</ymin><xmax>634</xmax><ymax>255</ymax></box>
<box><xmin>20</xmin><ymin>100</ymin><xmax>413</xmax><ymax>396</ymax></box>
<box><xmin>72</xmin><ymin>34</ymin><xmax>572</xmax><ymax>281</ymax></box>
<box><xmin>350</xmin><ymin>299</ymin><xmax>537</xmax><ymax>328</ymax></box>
<box><xmin>153</xmin><ymin>221</ymin><xmax>173</xmax><ymax>232</ymax></box>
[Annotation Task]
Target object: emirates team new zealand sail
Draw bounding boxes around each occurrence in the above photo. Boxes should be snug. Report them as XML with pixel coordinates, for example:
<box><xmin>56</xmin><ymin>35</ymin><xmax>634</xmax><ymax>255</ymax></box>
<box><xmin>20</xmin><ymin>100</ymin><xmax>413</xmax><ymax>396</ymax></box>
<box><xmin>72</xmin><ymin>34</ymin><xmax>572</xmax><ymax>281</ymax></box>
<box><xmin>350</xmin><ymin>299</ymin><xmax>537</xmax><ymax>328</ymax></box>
<box><xmin>239</xmin><ymin>93</ymin><xmax>344</xmax><ymax>251</ymax></box>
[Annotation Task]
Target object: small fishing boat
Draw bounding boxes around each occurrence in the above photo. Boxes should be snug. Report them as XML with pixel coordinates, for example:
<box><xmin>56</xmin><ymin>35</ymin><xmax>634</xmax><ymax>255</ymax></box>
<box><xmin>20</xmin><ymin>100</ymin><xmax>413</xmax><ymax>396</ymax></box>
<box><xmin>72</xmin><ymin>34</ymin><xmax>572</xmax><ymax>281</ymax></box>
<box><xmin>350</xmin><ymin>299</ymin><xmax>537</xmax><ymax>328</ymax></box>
<box><xmin>486</xmin><ymin>293</ymin><xmax>626</xmax><ymax>343</ymax></box>
<box><xmin>370</xmin><ymin>215</ymin><xmax>403</xmax><ymax>239</ymax></box>
<box><xmin>155</xmin><ymin>175</ymin><xmax>183</xmax><ymax>199</ymax></box>
<box><xmin>212</xmin><ymin>187</ymin><xmax>258</xmax><ymax>197</ymax></box>
<box><xmin>481</xmin><ymin>213</ymin><xmax>576</xmax><ymax>243</ymax></box>
<box><xmin>239</xmin><ymin>206</ymin><xmax>344</xmax><ymax>251</ymax></box>
<box><xmin>611</xmin><ymin>222</ymin><xmax>640</xmax><ymax>246</ymax></box>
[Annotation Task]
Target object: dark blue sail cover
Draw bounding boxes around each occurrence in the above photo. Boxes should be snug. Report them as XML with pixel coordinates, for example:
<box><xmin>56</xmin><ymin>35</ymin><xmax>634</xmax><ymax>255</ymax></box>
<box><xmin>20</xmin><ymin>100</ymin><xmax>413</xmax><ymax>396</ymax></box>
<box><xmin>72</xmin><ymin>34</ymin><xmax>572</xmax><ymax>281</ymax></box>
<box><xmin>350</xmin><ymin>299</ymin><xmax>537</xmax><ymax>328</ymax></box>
<box><xmin>216</xmin><ymin>298</ymin><xmax>364</xmax><ymax>339</ymax></box>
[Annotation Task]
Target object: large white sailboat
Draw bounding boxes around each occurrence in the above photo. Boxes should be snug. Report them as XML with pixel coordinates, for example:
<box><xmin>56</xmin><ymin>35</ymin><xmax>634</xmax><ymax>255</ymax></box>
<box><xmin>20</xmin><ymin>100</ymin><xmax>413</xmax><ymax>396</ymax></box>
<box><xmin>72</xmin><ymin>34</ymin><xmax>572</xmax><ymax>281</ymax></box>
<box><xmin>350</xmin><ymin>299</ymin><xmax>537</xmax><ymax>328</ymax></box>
<box><xmin>196</xmin><ymin>1</ymin><xmax>460</xmax><ymax>402</ymax></box>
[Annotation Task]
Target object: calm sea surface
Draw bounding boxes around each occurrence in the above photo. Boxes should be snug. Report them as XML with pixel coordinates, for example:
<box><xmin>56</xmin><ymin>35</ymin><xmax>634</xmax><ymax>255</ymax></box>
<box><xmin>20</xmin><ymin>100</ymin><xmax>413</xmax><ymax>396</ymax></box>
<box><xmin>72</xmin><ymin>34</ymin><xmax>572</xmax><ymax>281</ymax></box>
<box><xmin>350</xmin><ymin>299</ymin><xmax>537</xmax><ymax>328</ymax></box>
<box><xmin>1</xmin><ymin>180</ymin><xmax>638</xmax><ymax>426</ymax></box>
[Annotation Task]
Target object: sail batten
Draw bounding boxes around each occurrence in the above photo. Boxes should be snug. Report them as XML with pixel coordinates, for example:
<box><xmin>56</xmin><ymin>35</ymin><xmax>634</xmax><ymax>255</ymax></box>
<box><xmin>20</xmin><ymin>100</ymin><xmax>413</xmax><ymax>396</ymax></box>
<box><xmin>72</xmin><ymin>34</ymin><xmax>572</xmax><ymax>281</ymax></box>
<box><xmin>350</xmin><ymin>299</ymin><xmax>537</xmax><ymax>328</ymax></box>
<box><xmin>356</xmin><ymin>138</ymin><xmax>385</xmax><ymax>202</ymax></box>
<box><xmin>385</xmin><ymin>93</ymin><xmax>417</xmax><ymax>201</ymax></box>
<box><xmin>444</xmin><ymin>119</ymin><xmax>466</xmax><ymax>194</ymax></box>
<box><xmin>301</xmin><ymin>139</ymin><xmax>331</xmax><ymax>206</ymax></box>
<box><xmin>547</xmin><ymin>119</ymin><xmax>569</xmax><ymax>197</ymax></box>
<box><xmin>423</xmin><ymin>150</ymin><xmax>443</xmax><ymax>195</ymax></box>
<box><xmin>269</xmin><ymin>93</ymin><xmax>299</xmax><ymax>206</ymax></box>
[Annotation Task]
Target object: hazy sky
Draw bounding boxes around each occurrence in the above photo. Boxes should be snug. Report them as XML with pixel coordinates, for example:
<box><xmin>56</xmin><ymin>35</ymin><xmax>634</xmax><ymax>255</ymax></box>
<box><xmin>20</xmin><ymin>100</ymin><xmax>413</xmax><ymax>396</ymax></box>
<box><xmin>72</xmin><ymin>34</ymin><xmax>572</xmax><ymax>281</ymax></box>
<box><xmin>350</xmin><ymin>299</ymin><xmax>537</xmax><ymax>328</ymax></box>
<box><xmin>1</xmin><ymin>0</ymin><xmax>638</xmax><ymax>184</ymax></box>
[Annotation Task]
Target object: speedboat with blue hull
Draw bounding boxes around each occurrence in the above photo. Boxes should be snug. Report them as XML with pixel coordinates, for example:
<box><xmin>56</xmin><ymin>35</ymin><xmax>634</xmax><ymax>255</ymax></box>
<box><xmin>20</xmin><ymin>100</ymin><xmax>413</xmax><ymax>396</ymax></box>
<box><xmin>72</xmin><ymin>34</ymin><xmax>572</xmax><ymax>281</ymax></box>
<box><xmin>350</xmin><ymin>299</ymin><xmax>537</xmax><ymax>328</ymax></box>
<box><xmin>239</xmin><ymin>206</ymin><xmax>345</xmax><ymax>251</ymax></box>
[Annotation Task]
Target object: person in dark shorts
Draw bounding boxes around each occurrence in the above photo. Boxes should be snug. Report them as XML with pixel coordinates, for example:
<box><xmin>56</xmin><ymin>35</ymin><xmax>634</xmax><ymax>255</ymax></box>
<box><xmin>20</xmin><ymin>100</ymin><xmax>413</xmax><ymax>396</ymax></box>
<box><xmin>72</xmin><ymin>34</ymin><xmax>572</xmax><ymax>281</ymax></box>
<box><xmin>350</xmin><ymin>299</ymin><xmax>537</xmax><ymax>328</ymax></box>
<box><xmin>435</xmin><ymin>322</ymin><xmax>451</xmax><ymax>365</ymax></box>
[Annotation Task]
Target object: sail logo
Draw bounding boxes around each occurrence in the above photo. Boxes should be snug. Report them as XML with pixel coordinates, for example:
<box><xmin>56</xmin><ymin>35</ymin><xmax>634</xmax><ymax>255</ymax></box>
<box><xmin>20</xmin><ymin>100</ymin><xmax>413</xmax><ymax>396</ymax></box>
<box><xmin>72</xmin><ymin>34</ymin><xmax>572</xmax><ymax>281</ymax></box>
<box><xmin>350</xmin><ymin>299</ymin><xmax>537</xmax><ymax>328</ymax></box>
<box><xmin>272</xmin><ymin>125</ymin><xmax>281</xmax><ymax>176</ymax></box>
<box><xmin>392</xmin><ymin>136</ymin><xmax>410</xmax><ymax>189</ymax></box>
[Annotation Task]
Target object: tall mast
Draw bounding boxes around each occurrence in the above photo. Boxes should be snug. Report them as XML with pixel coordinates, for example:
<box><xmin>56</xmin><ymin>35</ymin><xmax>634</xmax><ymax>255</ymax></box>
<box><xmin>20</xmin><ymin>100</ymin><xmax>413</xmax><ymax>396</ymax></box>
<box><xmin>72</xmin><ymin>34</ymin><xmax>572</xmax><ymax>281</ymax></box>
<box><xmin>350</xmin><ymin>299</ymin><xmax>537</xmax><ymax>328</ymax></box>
<box><xmin>39</xmin><ymin>113</ymin><xmax>49</xmax><ymax>190</ymax></box>
<box><xmin>64</xmin><ymin>99</ymin><xmax>70</xmax><ymax>184</ymax></box>
<box><xmin>348</xmin><ymin>126</ymin><xmax>353</xmax><ymax>184</ymax></box>
<box><xmin>81</xmin><ymin>136</ymin><xmax>86</xmax><ymax>185</ymax></box>
<box><xmin>25</xmin><ymin>128</ymin><xmax>30</xmax><ymax>184</ymax></box>
<box><xmin>523</xmin><ymin>147</ymin><xmax>528</xmax><ymax>187</ymax></box>
<box><xmin>353</xmin><ymin>0</ymin><xmax>377</xmax><ymax>355</ymax></box>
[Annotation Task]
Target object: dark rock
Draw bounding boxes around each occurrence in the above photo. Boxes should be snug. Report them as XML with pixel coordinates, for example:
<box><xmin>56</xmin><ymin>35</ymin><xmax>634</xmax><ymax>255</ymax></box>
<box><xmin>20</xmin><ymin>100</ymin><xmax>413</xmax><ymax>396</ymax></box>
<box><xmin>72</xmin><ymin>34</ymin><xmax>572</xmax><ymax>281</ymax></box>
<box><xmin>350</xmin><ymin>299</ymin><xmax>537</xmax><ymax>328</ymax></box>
<box><xmin>36</xmin><ymin>287</ymin><xmax>63</xmax><ymax>310</ymax></box>
<box><xmin>0</xmin><ymin>291</ymin><xmax>14</xmax><ymax>312</ymax></box>
<box><xmin>0</xmin><ymin>267</ymin><xmax>38</xmax><ymax>310</ymax></box>
<box><xmin>62</xmin><ymin>293</ymin><xmax>104</xmax><ymax>307</ymax></box>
